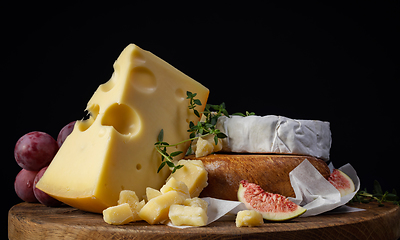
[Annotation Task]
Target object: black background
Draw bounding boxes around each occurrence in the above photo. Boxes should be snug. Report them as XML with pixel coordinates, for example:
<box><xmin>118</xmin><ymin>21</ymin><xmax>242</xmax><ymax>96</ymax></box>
<box><xmin>4</xmin><ymin>2</ymin><xmax>399</xmax><ymax>236</ymax></box>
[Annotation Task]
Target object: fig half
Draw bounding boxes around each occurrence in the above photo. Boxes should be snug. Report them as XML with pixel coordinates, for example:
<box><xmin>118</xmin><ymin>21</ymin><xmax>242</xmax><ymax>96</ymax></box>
<box><xmin>328</xmin><ymin>169</ymin><xmax>355</xmax><ymax>197</ymax></box>
<box><xmin>238</xmin><ymin>180</ymin><xmax>306</xmax><ymax>221</ymax></box>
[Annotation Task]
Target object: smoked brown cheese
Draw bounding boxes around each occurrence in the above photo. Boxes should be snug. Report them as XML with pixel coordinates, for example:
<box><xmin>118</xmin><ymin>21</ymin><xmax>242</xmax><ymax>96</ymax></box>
<box><xmin>184</xmin><ymin>154</ymin><xmax>330</xmax><ymax>201</ymax></box>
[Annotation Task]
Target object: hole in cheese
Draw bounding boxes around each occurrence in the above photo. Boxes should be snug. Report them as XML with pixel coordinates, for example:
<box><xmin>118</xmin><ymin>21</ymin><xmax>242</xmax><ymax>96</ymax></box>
<box><xmin>77</xmin><ymin>104</ymin><xmax>100</xmax><ymax>132</ymax></box>
<box><xmin>130</xmin><ymin>66</ymin><xmax>157</xmax><ymax>93</ymax></box>
<box><xmin>100</xmin><ymin>72</ymin><xmax>117</xmax><ymax>92</ymax></box>
<box><xmin>101</xmin><ymin>103</ymin><xmax>141</xmax><ymax>136</ymax></box>
<box><xmin>136</xmin><ymin>164</ymin><xmax>142</xmax><ymax>170</ymax></box>
<box><xmin>175</xmin><ymin>88</ymin><xmax>185</xmax><ymax>102</ymax></box>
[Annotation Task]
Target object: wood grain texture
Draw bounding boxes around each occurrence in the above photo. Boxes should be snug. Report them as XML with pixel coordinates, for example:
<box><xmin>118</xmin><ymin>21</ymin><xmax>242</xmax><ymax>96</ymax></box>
<box><xmin>184</xmin><ymin>154</ymin><xmax>330</xmax><ymax>200</ymax></box>
<box><xmin>8</xmin><ymin>202</ymin><xmax>400</xmax><ymax>239</ymax></box>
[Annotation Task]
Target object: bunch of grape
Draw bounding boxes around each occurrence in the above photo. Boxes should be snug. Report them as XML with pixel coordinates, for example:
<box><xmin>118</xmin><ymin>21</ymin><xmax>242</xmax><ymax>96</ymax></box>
<box><xmin>14</xmin><ymin>121</ymin><xmax>75</xmax><ymax>207</ymax></box>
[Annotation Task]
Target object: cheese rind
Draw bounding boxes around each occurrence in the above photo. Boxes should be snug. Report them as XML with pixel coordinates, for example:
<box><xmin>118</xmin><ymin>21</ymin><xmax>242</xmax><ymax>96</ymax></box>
<box><xmin>216</xmin><ymin>115</ymin><xmax>331</xmax><ymax>160</ymax></box>
<box><xmin>36</xmin><ymin>44</ymin><xmax>209</xmax><ymax>213</ymax></box>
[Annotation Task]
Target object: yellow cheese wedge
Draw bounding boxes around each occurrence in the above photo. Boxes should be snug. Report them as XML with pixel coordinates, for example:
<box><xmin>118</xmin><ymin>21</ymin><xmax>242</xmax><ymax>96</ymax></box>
<box><xmin>36</xmin><ymin>44</ymin><xmax>209</xmax><ymax>213</ymax></box>
<box><xmin>168</xmin><ymin>160</ymin><xmax>208</xmax><ymax>198</ymax></box>
<box><xmin>235</xmin><ymin>210</ymin><xmax>264</xmax><ymax>227</ymax></box>
<box><xmin>103</xmin><ymin>203</ymin><xmax>134</xmax><ymax>225</ymax></box>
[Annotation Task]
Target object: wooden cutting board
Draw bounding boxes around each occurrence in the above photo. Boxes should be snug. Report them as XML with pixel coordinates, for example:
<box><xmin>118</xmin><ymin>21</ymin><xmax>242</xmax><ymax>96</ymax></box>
<box><xmin>8</xmin><ymin>202</ymin><xmax>400</xmax><ymax>239</ymax></box>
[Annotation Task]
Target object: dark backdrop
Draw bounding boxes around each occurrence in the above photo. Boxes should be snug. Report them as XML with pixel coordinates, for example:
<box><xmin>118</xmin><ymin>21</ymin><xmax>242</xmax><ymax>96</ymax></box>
<box><xmin>4</xmin><ymin>2</ymin><xmax>399</xmax><ymax>235</ymax></box>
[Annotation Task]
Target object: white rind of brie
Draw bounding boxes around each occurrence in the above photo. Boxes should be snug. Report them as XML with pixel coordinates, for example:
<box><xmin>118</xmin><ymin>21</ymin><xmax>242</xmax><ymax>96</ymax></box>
<box><xmin>215</xmin><ymin>115</ymin><xmax>332</xmax><ymax>161</ymax></box>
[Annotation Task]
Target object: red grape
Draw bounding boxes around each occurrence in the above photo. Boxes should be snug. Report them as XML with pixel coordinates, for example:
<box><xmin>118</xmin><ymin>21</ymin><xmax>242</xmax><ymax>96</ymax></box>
<box><xmin>14</xmin><ymin>131</ymin><xmax>59</xmax><ymax>171</ymax></box>
<box><xmin>33</xmin><ymin>166</ymin><xmax>62</xmax><ymax>207</ymax></box>
<box><xmin>14</xmin><ymin>169</ymin><xmax>39</xmax><ymax>203</ymax></box>
<box><xmin>57</xmin><ymin>121</ymin><xmax>76</xmax><ymax>147</ymax></box>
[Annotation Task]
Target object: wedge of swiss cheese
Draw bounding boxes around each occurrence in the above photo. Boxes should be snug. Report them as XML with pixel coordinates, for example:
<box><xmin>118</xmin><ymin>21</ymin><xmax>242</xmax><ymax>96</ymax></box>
<box><xmin>36</xmin><ymin>44</ymin><xmax>209</xmax><ymax>213</ymax></box>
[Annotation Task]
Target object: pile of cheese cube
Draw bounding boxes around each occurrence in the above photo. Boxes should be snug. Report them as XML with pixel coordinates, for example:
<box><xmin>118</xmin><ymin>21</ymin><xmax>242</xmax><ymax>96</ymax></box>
<box><xmin>103</xmin><ymin>159</ymin><xmax>209</xmax><ymax>226</ymax></box>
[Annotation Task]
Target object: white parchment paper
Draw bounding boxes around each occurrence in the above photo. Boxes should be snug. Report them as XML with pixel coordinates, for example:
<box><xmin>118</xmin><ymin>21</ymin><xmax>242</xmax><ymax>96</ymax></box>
<box><xmin>167</xmin><ymin>159</ymin><xmax>362</xmax><ymax>228</ymax></box>
<box><xmin>288</xmin><ymin>159</ymin><xmax>361</xmax><ymax>217</ymax></box>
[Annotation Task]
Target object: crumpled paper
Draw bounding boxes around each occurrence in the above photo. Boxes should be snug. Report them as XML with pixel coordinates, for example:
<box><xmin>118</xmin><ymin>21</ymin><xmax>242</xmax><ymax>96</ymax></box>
<box><xmin>287</xmin><ymin>159</ymin><xmax>361</xmax><ymax>217</ymax></box>
<box><xmin>168</xmin><ymin>159</ymin><xmax>362</xmax><ymax>228</ymax></box>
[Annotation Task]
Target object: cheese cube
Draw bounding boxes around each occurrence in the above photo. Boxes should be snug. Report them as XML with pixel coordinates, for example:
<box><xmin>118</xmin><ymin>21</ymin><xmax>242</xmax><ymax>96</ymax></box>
<box><xmin>160</xmin><ymin>177</ymin><xmax>190</xmax><ymax>199</ymax></box>
<box><xmin>117</xmin><ymin>190</ymin><xmax>145</xmax><ymax>222</ymax></box>
<box><xmin>235</xmin><ymin>210</ymin><xmax>264</xmax><ymax>227</ymax></box>
<box><xmin>35</xmin><ymin>44</ymin><xmax>209</xmax><ymax>213</ymax></box>
<box><xmin>168</xmin><ymin>160</ymin><xmax>208</xmax><ymax>198</ymax></box>
<box><xmin>138</xmin><ymin>190</ymin><xmax>185</xmax><ymax>224</ymax></box>
<box><xmin>193</xmin><ymin>135</ymin><xmax>222</xmax><ymax>157</ymax></box>
<box><xmin>103</xmin><ymin>203</ymin><xmax>134</xmax><ymax>225</ymax></box>
<box><xmin>146</xmin><ymin>187</ymin><xmax>162</xmax><ymax>201</ymax></box>
<box><xmin>168</xmin><ymin>204</ymin><xmax>208</xmax><ymax>226</ymax></box>
<box><xmin>195</xmin><ymin>137</ymin><xmax>214</xmax><ymax>157</ymax></box>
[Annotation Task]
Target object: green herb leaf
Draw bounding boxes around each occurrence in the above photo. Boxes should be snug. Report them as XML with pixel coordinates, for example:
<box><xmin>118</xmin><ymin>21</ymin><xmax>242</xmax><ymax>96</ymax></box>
<box><xmin>175</xmin><ymin>165</ymin><xmax>184</xmax><ymax>170</ymax></box>
<box><xmin>221</xmin><ymin>109</ymin><xmax>229</xmax><ymax>118</ymax></box>
<box><xmin>194</xmin><ymin>99</ymin><xmax>202</xmax><ymax>106</ymax></box>
<box><xmin>157</xmin><ymin>129</ymin><xmax>164</xmax><ymax>142</ymax></box>
<box><xmin>170</xmin><ymin>151</ymin><xmax>183</xmax><ymax>157</ymax></box>
<box><xmin>189</xmin><ymin>121</ymin><xmax>194</xmax><ymax>128</ymax></box>
<box><xmin>186</xmin><ymin>145</ymin><xmax>193</xmax><ymax>155</ymax></box>
<box><xmin>217</xmin><ymin>132</ymin><xmax>227</xmax><ymax>139</ymax></box>
<box><xmin>166</xmin><ymin>161</ymin><xmax>175</xmax><ymax>168</ymax></box>
<box><xmin>213</xmin><ymin>135</ymin><xmax>218</xmax><ymax>145</ymax></box>
<box><xmin>232</xmin><ymin>112</ymin><xmax>245</xmax><ymax>117</ymax></box>
<box><xmin>373</xmin><ymin>180</ymin><xmax>383</xmax><ymax>195</ymax></box>
<box><xmin>186</xmin><ymin>91</ymin><xmax>196</xmax><ymax>99</ymax></box>
<box><xmin>194</xmin><ymin>109</ymin><xmax>200</xmax><ymax>118</ymax></box>
<box><xmin>157</xmin><ymin>161</ymin><xmax>166</xmax><ymax>173</ymax></box>
<box><xmin>386</xmin><ymin>193</ymin><xmax>398</xmax><ymax>202</ymax></box>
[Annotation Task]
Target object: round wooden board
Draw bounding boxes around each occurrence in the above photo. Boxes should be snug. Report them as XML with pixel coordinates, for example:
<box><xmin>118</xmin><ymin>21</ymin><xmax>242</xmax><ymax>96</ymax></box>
<box><xmin>8</xmin><ymin>202</ymin><xmax>400</xmax><ymax>240</ymax></box>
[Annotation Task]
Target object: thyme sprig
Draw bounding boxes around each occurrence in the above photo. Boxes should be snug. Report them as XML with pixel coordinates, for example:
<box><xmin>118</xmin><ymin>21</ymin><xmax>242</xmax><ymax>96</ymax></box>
<box><xmin>187</xmin><ymin>91</ymin><xmax>202</xmax><ymax>118</ymax></box>
<box><xmin>188</xmin><ymin>102</ymin><xmax>228</xmax><ymax>146</ymax></box>
<box><xmin>154</xmin><ymin>91</ymin><xmax>229</xmax><ymax>173</ymax></box>
<box><xmin>351</xmin><ymin>180</ymin><xmax>399</xmax><ymax>206</ymax></box>
<box><xmin>232</xmin><ymin>111</ymin><xmax>256</xmax><ymax>117</ymax></box>
<box><xmin>154</xmin><ymin>129</ymin><xmax>184</xmax><ymax>173</ymax></box>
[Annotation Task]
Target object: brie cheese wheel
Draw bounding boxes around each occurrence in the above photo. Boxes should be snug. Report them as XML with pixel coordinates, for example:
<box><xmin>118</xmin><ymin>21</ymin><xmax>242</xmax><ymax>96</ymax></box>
<box><xmin>216</xmin><ymin>115</ymin><xmax>331</xmax><ymax>160</ymax></box>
